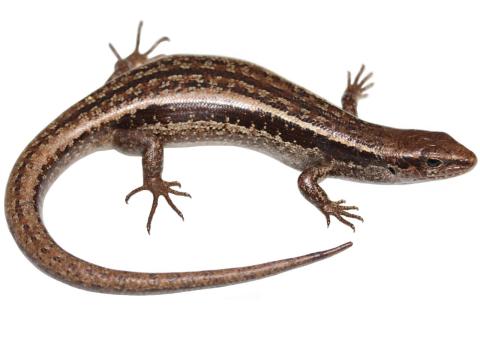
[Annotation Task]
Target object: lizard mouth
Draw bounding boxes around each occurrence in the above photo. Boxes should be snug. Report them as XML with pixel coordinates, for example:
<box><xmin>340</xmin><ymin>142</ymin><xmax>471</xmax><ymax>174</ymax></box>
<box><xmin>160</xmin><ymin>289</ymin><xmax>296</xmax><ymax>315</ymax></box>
<box><xmin>424</xmin><ymin>148</ymin><xmax>476</xmax><ymax>180</ymax></box>
<box><xmin>464</xmin><ymin>148</ymin><xmax>477</xmax><ymax>170</ymax></box>
<box><xmin>446</xmin><ymin>146</ymin><xmax>477</xmax><ymax>177</ymax></box>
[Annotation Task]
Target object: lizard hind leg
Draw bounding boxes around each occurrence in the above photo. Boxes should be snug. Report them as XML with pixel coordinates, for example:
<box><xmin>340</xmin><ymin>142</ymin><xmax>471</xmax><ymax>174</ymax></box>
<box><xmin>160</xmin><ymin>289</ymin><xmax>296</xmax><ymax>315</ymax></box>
<box><xmin>107</xmin><ymin>21</ymin><xmax>170</xmax><ymax>81</ymax></box>
<box><xmin>113</xmin><ymin>130</ymin><xmax>191</xmax><ymax>233</ymax></box>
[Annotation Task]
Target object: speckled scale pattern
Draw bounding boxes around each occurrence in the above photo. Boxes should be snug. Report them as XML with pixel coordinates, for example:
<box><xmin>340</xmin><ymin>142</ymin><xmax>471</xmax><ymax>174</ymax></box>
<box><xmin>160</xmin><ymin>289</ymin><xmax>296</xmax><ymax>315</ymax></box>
<box><xmin>4</xmin><ymin>37</ymin><xmax>476</xmax><ymax>294</ymax></box>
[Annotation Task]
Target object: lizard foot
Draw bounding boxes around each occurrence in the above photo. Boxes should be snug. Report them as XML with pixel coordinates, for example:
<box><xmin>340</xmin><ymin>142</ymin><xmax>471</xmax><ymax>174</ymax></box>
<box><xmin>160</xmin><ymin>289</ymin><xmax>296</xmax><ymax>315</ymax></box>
<box><xmin>321</xmin><ymin>199</ymin><xmax>363</xmax><ymax>232</ymax></box>
<box><xmin>107</xmin><ymin>21</ymin><xmax>170</xmax><ymax>81</ymax></box>
<box><xmin>125</xmin><ymin>178</ymin><xmax>191</xmax><ymax>233</ymax></box>
<box><xmin>346</xmin><ymin>64</ymin><xmax>374</xmax><ymax>99</ymax></box>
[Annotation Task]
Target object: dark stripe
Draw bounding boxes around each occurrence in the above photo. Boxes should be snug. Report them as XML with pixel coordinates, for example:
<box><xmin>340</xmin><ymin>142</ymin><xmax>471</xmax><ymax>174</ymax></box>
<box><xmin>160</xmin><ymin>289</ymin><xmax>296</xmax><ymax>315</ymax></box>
<box><xmin>115</xmin><ymin>103</ymin><xmax>380</xmax><ymax>166</ymax></box>
<box><xmin>14</xmin><ymin>56</ymin><xmax>373</xmax><ymax>212</ymax></box>
<box><xmin>45</xmin><ymin>56</ymin><xmax>337</xmax><ymax>141</ymax></box>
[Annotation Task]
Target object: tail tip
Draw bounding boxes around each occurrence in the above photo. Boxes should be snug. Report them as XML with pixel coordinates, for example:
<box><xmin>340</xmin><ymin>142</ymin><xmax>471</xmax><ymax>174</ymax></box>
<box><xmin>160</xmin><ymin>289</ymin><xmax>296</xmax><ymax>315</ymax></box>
<box><xmin>319</xmin><ymin>241</ymin><xmax>353</xmax><ymax>259</ymax></box>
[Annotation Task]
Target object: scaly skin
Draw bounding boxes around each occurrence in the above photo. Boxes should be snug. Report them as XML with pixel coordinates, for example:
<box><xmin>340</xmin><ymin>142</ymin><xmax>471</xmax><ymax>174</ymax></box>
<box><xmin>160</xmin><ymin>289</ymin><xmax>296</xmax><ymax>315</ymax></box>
<box><xmin>4</xmin><ymin>22</ymin><xmax>476</xmax><ymax>294</ymax></box>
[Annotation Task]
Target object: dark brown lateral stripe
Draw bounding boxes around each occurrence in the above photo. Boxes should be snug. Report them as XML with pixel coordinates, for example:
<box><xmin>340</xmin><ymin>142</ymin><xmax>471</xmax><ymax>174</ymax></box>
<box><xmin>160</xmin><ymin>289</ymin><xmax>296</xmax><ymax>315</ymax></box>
<box><xmin>133</xmin><ymin>55</ymin><xmax>327</xmax><ymax>108</ymax></box>
<box><xmin>115</xmin><ymin>103</ymin><xmax>381</xmax><ymax>166</ymax></box>
<box><xmin>11</xmin><ymin>56</ymin><xmax>341</xmax><ymax>197</ymax></box>
<box><xmin>44</xmin><ymin>57</ymin><xmax>337</xmax><ymax>141</ymax></box>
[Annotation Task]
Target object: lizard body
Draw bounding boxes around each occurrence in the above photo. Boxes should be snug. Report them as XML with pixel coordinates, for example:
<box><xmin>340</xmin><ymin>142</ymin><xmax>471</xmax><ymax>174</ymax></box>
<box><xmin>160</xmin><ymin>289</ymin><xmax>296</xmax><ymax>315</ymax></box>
<box><xmin>5</xmin><ymin>23</ymin><xmax>476</xmax><ymax>294</ymax></box>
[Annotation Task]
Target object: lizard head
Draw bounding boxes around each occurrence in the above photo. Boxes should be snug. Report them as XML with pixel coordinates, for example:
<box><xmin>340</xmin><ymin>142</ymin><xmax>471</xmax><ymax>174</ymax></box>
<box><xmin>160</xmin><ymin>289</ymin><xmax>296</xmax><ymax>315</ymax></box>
<box><xmin>385</xmin><ymin>130</ymin><xmax>476</xmax><ymax>183</ymax></box>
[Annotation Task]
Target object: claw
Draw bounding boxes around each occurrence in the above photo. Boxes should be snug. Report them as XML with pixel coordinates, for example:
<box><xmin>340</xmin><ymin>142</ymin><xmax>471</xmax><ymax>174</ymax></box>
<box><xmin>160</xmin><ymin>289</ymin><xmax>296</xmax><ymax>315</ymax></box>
<box><xmin>337</xmin><ymin>215</ymin><xmax>356</xmax><ymax>231</ymax></box>
<box><xmin>170</xmin><ymin>190</ymin><xmax>192</xmax><ymax>198</ymax></box>
<box><xmin>163</xmin><ymin>195</ymin><xmax>184</xmax><ymax>221</ymax></box>
<box><xmin>146</xmin><ymin>196</ymin><xmax>159</xmax><ymax>233</ymax></box>
<box><xmin>125</xmin><ymin>186</ymin><xmax>146</xmax><ymax>203</ymax></box>
<box><xmin>168</xmin><ymin>181</ymin><xmax>181</xmax><ymax>188</ymax></box>
<box><xmin>325</xmin><ymin>214</ymin><xmax>331</xmax><ymax>227</ymax></box>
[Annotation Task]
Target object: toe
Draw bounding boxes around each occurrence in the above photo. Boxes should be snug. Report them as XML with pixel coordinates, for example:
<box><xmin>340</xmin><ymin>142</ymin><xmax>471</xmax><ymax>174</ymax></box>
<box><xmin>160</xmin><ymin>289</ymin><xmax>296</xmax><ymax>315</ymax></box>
<box><xmin>170</xmin><ymin>189</ymin><xmax>191</xmax><ymax>198</ymax></box>
<box><xmin>125</xmin><ymin>186</ymin><xmax>146</xmax><ymax>203</ymax></box>
<box><xmin>168</xmin><ymin>181</ymin><xmax>182</xmax><ymax>188</ymax></box>
<box><xmin>359</xmin><ymin>72</ymin><xmax>373</xmax><ymax>87</ymax></box>
<box><xmin>163</xmin><ymin>195</ymin><xmax>185</xmax><ymax>220</ymax></box>
<box><xmin>340</xmin><ymin>211</ymin><xmax>364</xmax><ymax>222</ymax></box>
<box><xmin>336</xmin><ymin>214</ymin><xmax>356</xmax><ymax>231</ymax></box>
<box><xmin>146</xmin><ymin>196</ymin><xmax>159</xmax><ymax>233</ymax></box>
<box><xmin>342</xmin><ymin>205</ymin><xmax>359</xmax><ymax>211</ymax></box>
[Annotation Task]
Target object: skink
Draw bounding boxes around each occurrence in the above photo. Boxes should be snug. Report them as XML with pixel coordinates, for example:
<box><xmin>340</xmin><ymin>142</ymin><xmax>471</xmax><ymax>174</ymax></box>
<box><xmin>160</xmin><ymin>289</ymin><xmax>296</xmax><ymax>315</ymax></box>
<box><xmin>5</xmin><ymin>22</ymin><xmax>476</xmax><ymax>294</ymax></box>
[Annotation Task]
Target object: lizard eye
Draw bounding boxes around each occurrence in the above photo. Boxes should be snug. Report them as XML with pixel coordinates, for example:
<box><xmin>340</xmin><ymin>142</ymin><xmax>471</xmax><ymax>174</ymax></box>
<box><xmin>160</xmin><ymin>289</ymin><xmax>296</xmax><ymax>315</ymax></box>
<box><xmin>426</xmin><ymin>158</ymin><xmax>442</xmax><ymax>167</ymax></box>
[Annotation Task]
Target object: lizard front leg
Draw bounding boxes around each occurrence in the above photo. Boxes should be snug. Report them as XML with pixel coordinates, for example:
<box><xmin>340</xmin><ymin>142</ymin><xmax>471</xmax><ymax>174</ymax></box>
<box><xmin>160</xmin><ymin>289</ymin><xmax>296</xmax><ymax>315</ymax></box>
<box><xmin>113</xmin><ymin>129</ymin><xmax>191</xmax><ymax>233</ymax></box>
<box><xmin>298</xmin><ymin>164</ymin><xmax>363</xmax><ymax>231</ymax></box>
<box><xmin>341</xmin><ymin>64</ymin><xmax>374</xmax><ymax>117</ymax></box>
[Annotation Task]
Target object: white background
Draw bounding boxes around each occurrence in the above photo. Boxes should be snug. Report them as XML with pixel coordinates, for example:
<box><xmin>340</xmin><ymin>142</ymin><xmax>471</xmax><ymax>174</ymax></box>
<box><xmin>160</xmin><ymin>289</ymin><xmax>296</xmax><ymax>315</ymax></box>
<box><xmin>1</xmin><ymin>1</ymin><xmax>479</xmax><ymax>346</ymax></box>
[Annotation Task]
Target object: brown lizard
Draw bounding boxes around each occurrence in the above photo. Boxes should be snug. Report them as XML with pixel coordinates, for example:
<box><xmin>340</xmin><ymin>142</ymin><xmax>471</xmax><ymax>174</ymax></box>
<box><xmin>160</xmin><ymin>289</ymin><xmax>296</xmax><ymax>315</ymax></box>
<box><xmin>5</xmin><ymin>22</ymin><xmax>476</xmax><ymax>294</ymax></box>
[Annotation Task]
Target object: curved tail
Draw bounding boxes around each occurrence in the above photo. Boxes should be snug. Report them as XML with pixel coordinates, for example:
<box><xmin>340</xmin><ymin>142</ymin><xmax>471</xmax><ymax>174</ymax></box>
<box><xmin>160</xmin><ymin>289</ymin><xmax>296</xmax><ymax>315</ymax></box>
<box><xmin>5</xmin><ymin>130</ymin><xmax>352</xmax><ymax>294</ymax></box>
<box><xmin>6</xmin><ymin>200</ymin><xmax>351</xmax><ymax>294</ymax></box>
